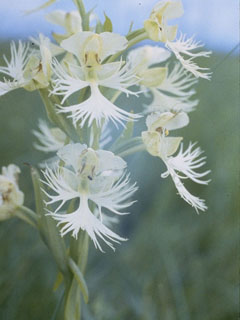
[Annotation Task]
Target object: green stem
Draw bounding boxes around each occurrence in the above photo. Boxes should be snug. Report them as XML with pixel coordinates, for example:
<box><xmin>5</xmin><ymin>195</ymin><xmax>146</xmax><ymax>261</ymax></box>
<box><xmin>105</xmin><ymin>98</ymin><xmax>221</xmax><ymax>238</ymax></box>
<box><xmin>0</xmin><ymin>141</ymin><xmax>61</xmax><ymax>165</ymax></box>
<box><xmin>15</xmin><ymin>206</ymin><xmax>37</xmax><ymax>228</ymax></box>
<box><xmin>38</xmin><ymin>89</ymin><xmax>78</xmax><ymax>142</ymax></box>
<box><xmin>110</xmin><ymin>90</ymin><xmax>122</xmax><ymax>103</ymax></box>
<box><xmin>66</xmin><ymin>229</ymin><xmax>89</xmax><ymax>320</ymax></box>
<box><xmin>91</xmin><ymin>121</ymin><xmax>100</xmax><ymax>150</ymax></box>
<box><xmin>117</xmin><ymin>144</ymin><xmax>146</xmax><ymax>158</ymax></box>
<box><xmin>39</xmin><ymin>89</ymin><xmax>68</xmax><ymax>134</ymax></box>
<box><xmin>126</xmin><ymin>28</ymin><xmax>146</xmax><ymax>41</ymax></box>
<box><xmin>107</xmin><ymin>31</ymin><xmax>148</xmax><ymax>63</ymax></box>
<box><xmin>73</xmin><ymin>0</ymin><xmax>89</xmax><ymax>31</ymax></box>
<box><xmin>78</xmin><ymin>231</ymin><xmax>89</xmax><ymax>274</ymax></box>
<box><xmin>68</xmin><ymin>258</ymin><xmax>89</xmax><ymax>304</ymax></box>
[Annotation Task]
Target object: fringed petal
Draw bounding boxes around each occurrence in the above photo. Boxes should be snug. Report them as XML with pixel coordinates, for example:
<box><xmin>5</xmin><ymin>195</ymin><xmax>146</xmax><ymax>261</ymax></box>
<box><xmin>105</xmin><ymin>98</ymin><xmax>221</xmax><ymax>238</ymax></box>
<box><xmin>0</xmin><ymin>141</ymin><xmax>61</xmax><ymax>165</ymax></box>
<box><xmin>57</xmin><ymin>83</ymin><xmax>141</xmax><ymax>127</ymax></box>
<box><xmin>166</xmin><ymin>34</ymin><xmax>212</xmax><ymax>79</ymax></box>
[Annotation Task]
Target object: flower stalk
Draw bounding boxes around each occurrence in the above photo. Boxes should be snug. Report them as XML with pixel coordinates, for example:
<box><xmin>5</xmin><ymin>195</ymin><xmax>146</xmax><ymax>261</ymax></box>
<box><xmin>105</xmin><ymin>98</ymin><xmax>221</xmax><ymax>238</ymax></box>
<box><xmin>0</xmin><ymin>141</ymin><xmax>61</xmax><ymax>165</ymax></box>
<box><xmin>73</xmin><ymin>0</ymin><xmax>90</xmax><ymax>31</ymax></box>
<box><xmin>38</xmin><ymin>88</ymin><xmax>77</xmax><ymax>141</ymax></box>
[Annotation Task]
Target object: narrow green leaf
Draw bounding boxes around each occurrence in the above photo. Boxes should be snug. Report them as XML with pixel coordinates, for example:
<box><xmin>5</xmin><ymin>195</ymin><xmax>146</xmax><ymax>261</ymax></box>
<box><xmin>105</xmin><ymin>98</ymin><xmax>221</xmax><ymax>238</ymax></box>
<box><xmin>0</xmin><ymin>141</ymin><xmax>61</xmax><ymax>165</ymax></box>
<box><xmin>68</xmin><ymin>258</ymin><xmax>89</xmax><ymax>304</ymax></box>
<box><xmin>25</xmin><ymin>0</ymin><xmax>57</xmax><ymax>15</ymax></box>
<box><xmin>103</xmin><ymin>12</ymin><xmax>113</xmax><ymax>32</ymax></box>
<box><xmin>127</xmin><ymin>21</ymin><xmax>134</xmax><ymax>34</ymax></box>
<box><xmin>73</xmin><ymin>0</ymin><xmax>90</xmax><ymax>31</ymax></box>
<box><xmin>53</xmin><ymin>272</ymin><xmax>64</xmax><ymax>292</ymax></box>
<box><xmin>117</xmin><ymin>143</ymin><xmax>146</xmax><ymax>158</ymax></box>
<box><xmin>126</xmin><ymin>27</ymin><xmax>146</xmax><ymax>41</ymax></box>
<box><xmin>111</xmin><ymin>136</ymin><xmax>145</xmax><ymax>157</ymax></box>
<box><xmin>95</xmin><ymin>20</ymin><xmax>104</xmax><ymax>34</ymax></box>
<box><xmin>31</xmin><ymin>167</ymin><xmax>70</xmax><ymax>278</ymax></box>
<box><xmin>64</xmin><ymin>279</ymin><xmax>81</xmax><ymax>320</ymax></box>
<box><xmin>114</xmin><ymin>116</ymin><xmax>134</xmax><ymax>147</ymax></box>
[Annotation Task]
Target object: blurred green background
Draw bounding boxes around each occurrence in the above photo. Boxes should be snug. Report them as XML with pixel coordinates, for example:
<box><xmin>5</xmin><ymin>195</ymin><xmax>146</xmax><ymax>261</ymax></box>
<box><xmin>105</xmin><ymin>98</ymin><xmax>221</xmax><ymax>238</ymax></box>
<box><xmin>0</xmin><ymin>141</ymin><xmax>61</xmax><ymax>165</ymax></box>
<box><xmin>0</xmin><ymin>41</ymin><xmax>238</xmax><ymax>320</ymax></box>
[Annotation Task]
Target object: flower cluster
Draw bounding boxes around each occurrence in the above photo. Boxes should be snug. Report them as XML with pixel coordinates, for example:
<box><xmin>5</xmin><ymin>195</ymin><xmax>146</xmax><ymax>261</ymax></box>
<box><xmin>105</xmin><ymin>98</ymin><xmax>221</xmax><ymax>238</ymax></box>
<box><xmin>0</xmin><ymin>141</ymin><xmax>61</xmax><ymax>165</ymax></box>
<box><xmin>0</xmin><ymin>0</ymin><xmax>211</xmax><ymax>250</ymax></box>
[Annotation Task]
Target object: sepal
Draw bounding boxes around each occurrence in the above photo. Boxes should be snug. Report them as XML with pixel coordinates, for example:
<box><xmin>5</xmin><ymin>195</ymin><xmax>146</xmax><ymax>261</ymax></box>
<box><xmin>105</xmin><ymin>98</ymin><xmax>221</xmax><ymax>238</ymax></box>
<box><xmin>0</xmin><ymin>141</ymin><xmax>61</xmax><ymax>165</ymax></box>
<box><xmin>103</xmin><ymin>12</ymin><xmax>113</xmax><ymax>32</ymax></box>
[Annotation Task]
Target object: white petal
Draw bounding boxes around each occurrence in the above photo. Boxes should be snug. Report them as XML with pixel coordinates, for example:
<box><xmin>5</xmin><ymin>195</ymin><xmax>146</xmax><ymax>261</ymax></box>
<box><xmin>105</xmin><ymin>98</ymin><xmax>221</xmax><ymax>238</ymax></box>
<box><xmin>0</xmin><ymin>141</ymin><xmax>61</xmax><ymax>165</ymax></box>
<box><xmin>0</xmin><ymin>41</ymin><xmax>30</xmax><ymax>95</ymax></box>
<box><xmin>0</xmin><ymin>80</ymin><xmax>20</xmax><ymax>96</ymax></box>
<box><xmin>30</xmin><ymin>34</ymin><xmax>64</xmax><ymax>57</ymax></box>
<box><xmin>158</xmin><ymin>62</ymin><xmax>198</xmax><ymax>97</ymax></box>
<box><xmin>89</xmin><ymin>173</ymin><xmax>137</xmax><ymax>215</ymax></box>
<box><xmin>146</xmin><ymin>111</ymin><xmax>189</xmax><ymax>131</ymax></box>
<box><xmin>46</xmin><ymin>10</ymin><xmax>67</xmax><ymax>26</ymax></box>
<box><xmin>2</xmin><ymin>164</ymin><xmax>20</xmax><ymax>183</ymax></box>
<box><xmin>51</xmin><ymin>59</ymin><xmax>89</xmax><ymax>103</ymax></box>
<box><xmin>161</xmin><ymin>1</ymin><xmax>184</xmax><ymax>20</ymax></box>
<box><xmin>57</xmin><ymin>83</ymin><xmax>140</xmax><ymax>127</ymax></box>
<box><xmin>164</xmin><ymin>165</ymin><xmax>208</xmax><ymax>212</ymax></box>
<box><xmin>57</xmin><ymin>143</ymin><xmax>87</xmax><ymax>172</ymax></box>
<box><xmin>100</xmin><ymin>32</ymin><xmax>128</xmax><ymax>61</ymax></box>
<box><xmin>33</xmin><ymin>120</ymin><xmax>66</xmax><ymax>153</ymax></box>
<box><xmin>167</xmin><ymin>142</ymin><xmax>211</xmax><ymax>184</ymax></box>
<box><xmin>61</xmin><ymin>32</ymin><xmax>128</xmax><ymax>64</ymax></box>
<box><xmin>161</xmin><ymin>142</ymin><xmax>210</xmax><ymax>212</ymax></box>
<box><xmin>50</xmin><ymin>194</ymin><xmax>126</xmax><ymax>251</ymax></box>
<box><xmin>42</xmin><ymin>165</ymin><xmax>79</xmax><ymax>212</ymax></box>
<box><xmin>146</xmin><ymin>88</ymin><xmax>198</xmax><ymax>114</ymax></box>
<box><xmin>166</xmin><ymin>34</ymin><xmax>212</xmax><ymax>79</ymax></box>
<box><xmin>160</xmin><ymin>136</ymin><xmax>183</xmax><ymax>157</ymax></box>
<box><xmin>96</xmin><ymin>61</ymin><xmax>124</xmax><ymax>80</ymax></box>
<box><xmin>67</xmin><ymin>11</ymin><xmax>82</xmax><ymax>33</ymax></box>
<box><xmin>128</xmin><ymin>45</ymin><xmax>171</xmax><ymax>70</ymax></box>
<box><xmin>0</xmin><ymin>164</ymin><xmax>24</xmax><ymax>207</ymax></box>
<box><xmin>0</xmin><ymin>41</ymin><xmax>29</xmax><ymax>81</ymax></box>
<box><xmin>46</xmin><ymin>10</ymin><xmax>82</xmax><ymax>33</ymax></box>
<box><xmin>97</xmin><ymin>60</ymin><xmax>140</xmax><ymax>96</ymax></box>
<box><xmin>96</xmin><ymin>150</ymin><xmax>126</xmax><ymax>174</ymax></box>
<box><xmin>165</xmin><ymin>112</ymin><xmax>189</xmax><ymax>130</ymax></box>
<box><xmin>60</xmin><ymin>32</ymin><xmax>93</xmax><ymax>59</ymax></box>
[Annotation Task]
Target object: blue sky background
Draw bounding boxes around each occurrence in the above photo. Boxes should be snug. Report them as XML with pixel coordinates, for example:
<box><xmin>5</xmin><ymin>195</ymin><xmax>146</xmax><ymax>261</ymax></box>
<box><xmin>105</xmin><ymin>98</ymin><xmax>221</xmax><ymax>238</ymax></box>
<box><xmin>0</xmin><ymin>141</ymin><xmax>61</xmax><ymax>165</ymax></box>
<box><xmin>0</xmin><ymin>0</ymin><xmax>239</xmax><ymax>53</ymax></box>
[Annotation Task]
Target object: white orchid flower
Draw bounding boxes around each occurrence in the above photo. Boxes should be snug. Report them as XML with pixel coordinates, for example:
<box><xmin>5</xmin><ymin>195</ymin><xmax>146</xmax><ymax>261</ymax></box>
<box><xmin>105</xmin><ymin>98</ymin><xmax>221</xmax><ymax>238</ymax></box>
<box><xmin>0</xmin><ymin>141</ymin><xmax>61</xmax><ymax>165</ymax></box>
<box><xmin>142</xmin><ymin>112</ymin><xmax>210</xmax><ymax>212</ymax></box>
<box><xmin>144</xmin><ymin>1</ymin><xmax>211</xmax><ymax>79</ymax></box>
<box><xmin>30</xmin><ymin>33</ymin><xmax>64</xmax><ymax>57</ymax></box>
<box><xmin>33</xmin><ymin>119</ymin><xmax>110</xmax><ymax>158</ymax></box>
<box><xmin>33</xmin><ymin>120</ymin><xmax>68</xmax><ymax>153</ymax></box>
<box><xmin>46</xmin><ymin>10</ymin><xmax>82</xmax><ymax>42</ymax></box>
<box><xmin>127</xmin><ymin>45</ymin><xmax>198</xmax><ymax>113</ymax></box>
<box><xmin>144</xmin><ymin>0</ymin><xmax>184</xmax><ymax>43</ymax></box>
<box><xmin>51</xmin><ymin>31</ymin><xmax>141</xmax><ymax>127</ymax></box>
<box><xmin>42</xmin><ymin>143</ymin><xmax>137</xmax><ymax>251</ymax></box>
<box><xmin>0</xmin><ymin>164</ymin><xmax>24</xmax><ymax>220</ymax></box>
<box><xmin>146</xmin><ymin>86</ymin><xmax>198</xmax><ymax>114</ymax></box>
<box><xmin>0</xmin><ymin>35</ymin><xmax>54</xmax><ymax>96</ymax></box>
<box><xmin>127</xmin><ymin>45</ymin><xmax>171</xmax><ymax>72</ymax></box>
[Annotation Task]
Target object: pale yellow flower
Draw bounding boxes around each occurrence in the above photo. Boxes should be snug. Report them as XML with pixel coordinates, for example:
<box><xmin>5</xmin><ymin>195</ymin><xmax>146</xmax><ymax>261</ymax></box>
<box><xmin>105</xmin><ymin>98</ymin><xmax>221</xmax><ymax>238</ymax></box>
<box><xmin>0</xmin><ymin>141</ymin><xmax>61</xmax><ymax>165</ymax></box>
<box><xmin>0</xmin><ymin>165</ymin><xmax>24</xmax><ymax>220</ymax></box>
